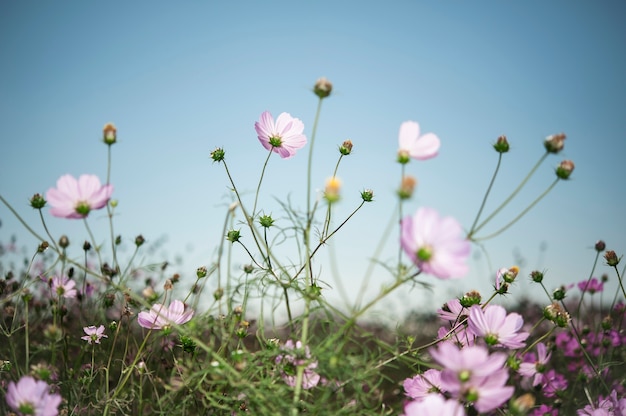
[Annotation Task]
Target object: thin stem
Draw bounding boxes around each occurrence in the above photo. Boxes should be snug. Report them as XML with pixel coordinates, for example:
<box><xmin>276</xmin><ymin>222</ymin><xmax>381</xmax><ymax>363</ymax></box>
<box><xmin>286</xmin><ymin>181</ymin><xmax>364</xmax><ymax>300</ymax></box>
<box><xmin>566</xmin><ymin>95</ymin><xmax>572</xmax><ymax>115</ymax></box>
<box><xmin>473</xmin><ymin>178</ymin><xmax>559</xmax><ymax>242</ymax></box>
<box><xmin>471</xmin><ymin>152</ymin><xmax>549</xmax><ymax>237</ymax></box>
<box><xmin>83</xmin><ymin>219</ymin><xmax>103</xmax><ymax>270</ymax></box>
<box><xmin>468</xmin><ymin>153</ymin><xmax>503</xmax><ymax>236</ymax></box>
<box><xmin>306</xmin><ymin>98</ymin><xmax>324</xmax><ymax>220</ymax></box>
<box><xmin>397</xmin><ymin>165</ymin><xmax>406</xmax><ymax>274</ymax></box>
<box><xmin>252</xmin><ymin>148</ymin><xmax>274</xmax><ymax>217</ymax></box>
<box><xmin>105</xmin><ymin>144</ymin><xmax>119</xmax><ymax>273</ymax></box>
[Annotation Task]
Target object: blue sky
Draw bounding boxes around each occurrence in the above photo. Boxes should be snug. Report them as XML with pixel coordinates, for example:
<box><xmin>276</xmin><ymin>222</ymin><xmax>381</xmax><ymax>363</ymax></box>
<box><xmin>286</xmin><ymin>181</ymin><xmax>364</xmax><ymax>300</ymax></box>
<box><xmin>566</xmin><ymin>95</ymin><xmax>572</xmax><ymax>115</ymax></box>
<box><xmin>1</xmin><ymin>1</ymin><xmax>625</xmax><ymax>319</ymax></box>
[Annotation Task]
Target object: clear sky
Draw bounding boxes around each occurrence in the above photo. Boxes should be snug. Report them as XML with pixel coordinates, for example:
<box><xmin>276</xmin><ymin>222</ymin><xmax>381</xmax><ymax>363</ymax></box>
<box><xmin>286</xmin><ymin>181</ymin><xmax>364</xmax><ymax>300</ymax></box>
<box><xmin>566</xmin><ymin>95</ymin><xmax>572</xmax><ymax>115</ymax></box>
<box><xmin>1</xmin><ymin>1</ymin><xmax>625</xmax><ymax>319</ymax></box>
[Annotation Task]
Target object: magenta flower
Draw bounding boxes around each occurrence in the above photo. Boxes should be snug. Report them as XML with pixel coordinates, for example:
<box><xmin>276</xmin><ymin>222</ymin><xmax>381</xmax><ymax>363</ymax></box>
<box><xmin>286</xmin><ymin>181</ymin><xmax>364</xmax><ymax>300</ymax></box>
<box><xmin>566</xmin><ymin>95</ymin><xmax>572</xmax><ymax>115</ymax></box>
<box><xmin>6</xmin><ymin>376</ymin><xmax>62</xmax><ymax>416</ymax></box>
<box><xmin>403</xmin><ymin>369</ymin><xmax>443</xmax><ymax>399</ymax></box>
<box><xmin>46</xmin><ymin>174</ymin><xmax>113</xmax><ymax>219</ymax></box>
<box><xmin>254</xmin><ymin>111</ymin><xmax>307</xmax><ymax>159</ymax></box>
<box><xmin>519</xmin><ymin>342</ymin><xmax>551</xmax><ymax>386</ymax></box>
<box><xmin>400</xmin><ymin>207</ymin><xmax>470</xmax><ymax>279</ymax></box>
<box><xmin>275</xmin><ymin>340</ymin><xmax>320</xmax><ymax>389</ymax></box>
<box><xmin>429</xmin><ymin>342</ymin><xmax>514</xmax><ymax>413</ymax></box>
<box><xmin>403</xmin><ymin>394</ymin><xmax>465</xmax><ymax>416</ymax></box>
<box><xmin>137</xmin><ymin>300</ymin><xmax>194</xmax><ymax>330</ymax></box>
<box><xmin>467</xmin><ymin>304</ymin><xmax>529</xmax><ymax>349</ymax></box>
<box><xmin>577</xmin><ymin>277</ymin><xmax>604</xmax><ymax>294</ymax></box>
<box><xmin>397</xmin><ymin>121</ymin><xmax>440</xmax><ymax>161</ymax></box>
<box><xmin>51</xmin><ymin>276</ymin><xmax>77</xmax><ymax>299</ymax></box>
<box><xmin>81</xmin><ymin>325</ymin><xmax>108</xmax><ymax>344</ymax></box>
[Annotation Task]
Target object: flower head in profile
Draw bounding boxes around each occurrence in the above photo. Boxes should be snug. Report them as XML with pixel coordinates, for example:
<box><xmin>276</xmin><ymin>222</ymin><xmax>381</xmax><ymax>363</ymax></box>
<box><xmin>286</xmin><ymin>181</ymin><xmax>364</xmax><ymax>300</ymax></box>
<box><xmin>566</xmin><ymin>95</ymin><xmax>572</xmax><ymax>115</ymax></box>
<box><xmin>51</xmin><ymin>276</ymin><xmax>77</xmax><ymax>299</ymax></box>
<box><xmin>400</xmin><ymin>207</ymin><xmax>470</xmax><ymax>279</ymax></box>
<box><xmin>403</xmin><ymin>394</ymin><xmax>465</xmax><ymax>416</ymax></box>
<box><xmin>397</xmin><ymin>121</ymin><xmax>440</xmax><ymax>163</ymax></box>
<box><xmin>254</xmin><ymin>111</ymin><xmax>306</xmax><ymax>159</ymax></box>
<box><xmin>81</xmin><ymin>325</ymin><xmax>108</xmax><ymax>344</ymax></box>
<box><xmin>46</xmin><ymin>174</ymin><xmax>113</xmax><ymax>219</ymax></box>
<box><xmin>137</xmin><ymin>300</ymin><xmax>194</xmax><ymax>330</ymax></box>
<box><xmin>275</xmin><ymin>340</ymin><xmax>320</xmax><ymax>389</ymax></box>
<box><xmin>6</xmin><ymin>376</ymin><xmax>62</xmax><ymax>416</ymax></box>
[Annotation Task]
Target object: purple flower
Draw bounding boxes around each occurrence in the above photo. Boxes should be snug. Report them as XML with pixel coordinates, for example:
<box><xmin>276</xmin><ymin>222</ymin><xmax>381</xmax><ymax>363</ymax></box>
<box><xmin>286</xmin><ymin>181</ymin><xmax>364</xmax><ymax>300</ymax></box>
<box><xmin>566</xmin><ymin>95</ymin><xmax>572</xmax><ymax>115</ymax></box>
<box><xmin>403</xmin><ymin>394</ymin><xmax>465</xmax><ymax>416</ymax></box>
<box><xmin>403</xmin><ymin>369</ymin><xmax>443</xmax><ymax>399</ymax></box>
<box><xmin>429</xmin><ymin>342</ymin><xmax>514</xmax><ymax>413</ymax></box>
<box><xmin>46</xmin><ymin>174</ymin><xmax>113</xmax><ymax>219</ymax></box>
<box><xmin>51</xmin><ymin>276</ymin><xmax>77</xmax><ymax>299</ymax></box>
<box><xmin>254</xmin><ymin>111</ymin><xmax>307</xmax><ymax>159</ymax></box>
<box><xmin>137</xmin><ymin>300</ymin><xmax>194</xmax><ymax>330</ymax></box>
<box><xmin>467</xmin><ymin>304</ymin><xmax>529</xmax><ymax>349</ymax></box>
<box><xmin>397</xmin><ymin>121</ymin><xmax>440</xmax><ymax>161</ymax></box>
<box><xmin>577</xmin><ymin>277</ymin><xmax>604</xmax><ymax>294</ymax></box>
<box><xmin>541</xmin><ymin>369</ymin><xmax>568</xmax><ymax>398</ymax></box>
<box><xmin>275</xmin><ymin>340</ymin><xmax>320</xmax><ymax>389</ymax></box>
<box><xmin>400</xmin><ymin>207</ymin><xmax>470</xmax><ymax>279</ymax></box>
<box><xmin>6</xmin><ymin>376</ymin><xmax>62</xmax><ymax>416</ymax></box>
<box><xmin>519</xmin><ymin>342</ymin><xmax>551</xmax><ymax>386</ymax></box>
<box><xmin>81</xmin><ymin>325</ymin><xmax>107</xmax><ymax>344</ymax></box>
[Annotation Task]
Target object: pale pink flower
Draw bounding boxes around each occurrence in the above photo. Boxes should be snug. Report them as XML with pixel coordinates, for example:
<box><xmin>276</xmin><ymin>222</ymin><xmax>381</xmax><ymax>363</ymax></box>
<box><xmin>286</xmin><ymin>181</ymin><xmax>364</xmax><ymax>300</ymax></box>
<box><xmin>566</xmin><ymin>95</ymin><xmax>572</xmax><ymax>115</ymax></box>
<box><xmin>400</xmin><ymin>207</ymin><xmax>470</xmax><ymax>279</ymax></box>
<box><xmin>397</xmin><ymin>121</ymin><xmax>440</xmax><ymax>161</ymax></box>
<box><xmin>437</xmin><ymin>298</ymin><xmax>468</xmax><ymax>323</ymax></box>
<box><xmin>429</xmin><ymin>342</ymin><xmax>513</xmax><ymax>413</ymax></box>
<box><xmin>81</xmin><ymin>325</ymin><xmax>108</xmax><ymax>344</ymax></box>
<box><xmin>467</xmin><ymin>304</ymin><xmax>529</xmax><ymax>349</ymax></box>
<box><xmin>403</xmin><ymin>369</ymin><xmax>443</xmax><ymax>399</ymax></box>
<box><xmin>519</xmin><ymin>342</ymin><xmax>551</xmax><ymax>386</ymax></box>
<box><xmin>51</xmin><ymin>276</ymin><xmax>77</xmax><ymax>299</ymax></box>
<box><xmin>403</xmin><ymin>394</ymin><xmax>465</xmax><ymax>416</ymax></box>
<box><xmin>46</xmin><ymin>174</ymin><xmax>113</xmax><ymax>219</ymax></box>
<box><xmin>6</xmin><ymin>376</ymin><xmax>62</xmax><ymax>416</ymax></box>
<box><xmin>254</xmin><ymin>111</ymin><xmax>306</xmax><ymax>159</ymax></box>
<box><xmin>275</xmin><ymin>340</ymin><xmax>320</xmax><ymax>389</ymax></box>
<box><xmin>137</xmin><ymin>300</ymin><xmax>194</xmax><ymax>330</ymax></box>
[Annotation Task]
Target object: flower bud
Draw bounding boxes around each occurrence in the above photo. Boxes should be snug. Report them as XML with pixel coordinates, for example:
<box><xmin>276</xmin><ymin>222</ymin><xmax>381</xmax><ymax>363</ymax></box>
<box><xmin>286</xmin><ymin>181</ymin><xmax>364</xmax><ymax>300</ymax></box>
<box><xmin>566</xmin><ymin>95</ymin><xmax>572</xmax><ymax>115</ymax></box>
<box><xmin>58</xmin><ymin>235</ymin><xmax>70</xmax><ymax>249</ymax></box>
<box><xmin>38</xmin><ymin>241</ymin><xmax>49</xmax><ymax>253</ymax></box>
<box><xmin>196</xmin><ymin>266</ymin><xmax>208</xmax><ymax>279</ymax></box>
<box><xmin>544</xmin><ymin>133</ymin><xmax>566</xmax><ymax>153</ymax></box>
<box><xmin>115</xmin><ymin>235</ymin><xmax>122</xmax><ymax>245</ymax></box>
<box><xmin>83</xmin><ymin>241</ymin><xmax>92</xmax><ymax>251</ymax></box>
<box><xmin>595</xmin><ymin>240</ymin><xmax>606</xmax><ymax>252</ymax></box>
<box><xmin>313</xmin><ymin>77</ymin><xmax>332</xmax><ymax>98</ymax></box>
<box><xmin>324</xmin><ymin>177</ymin><xmax>341</xmax><ymax>203</ymax></box>
<box><xmin>30</xmin><ymin>193</ymin><xmax>47</xmax><ymax>209</ymax></box>
<box><xmin>604</xmin><ymin>250</ymin><xmax>620</xmax><ymax>267</ymax></box>
<box><xmin>259</xmin><ymin>215</ymin><xmax>275</xmax><ymax>228</ymax></box>
<box><xmin>493</xmin><ymin>135</ymin><xmax>510</xmax><ymax>153</ymax></box>
<box><xmin>460</xmin><ymin>290</ymin><xmax>482</xmax><ymax>307</ymax></box>
<box><xmin>163</xmin><ymin>279</ymin><xmax>173</xmax><ymax>291</ymax></box>
<box><xmin>555</xmin><ymin>160</ymin><xmax>575</xmax><ymax>179</ymax></box>
<box><xmin>530</xmin><ymin>270</ymin><xmax>544</xmax><ymax>283</ymax></box>
<box><xmin>213</xmin><ymin>287</ymin><xmax>224</xmax><ymax>300</ymax></box>
<box><xmin>360</xmin><ymin>189</ymin><xmax>374</xmax><ymax>202</ymax></box>
<box><xmin>397</xmin><ymin>149</ymin><xmax>410</xmax><ymax>165</ymax></box>
<box><xmin>397</xmin><ymin>175</ymin><xmax>417</xmax><ymax>200</ymax></box>
<box><xmin>243</xmin><ymin>264</ymin><xmax>254</xmax><ymax>274</ymax></box>
<box><xmin>134</xmin><ymin>235</ymin><xmax>145</xmax><ymax>247</ymax></box>
<box><xmin>210</xmin><ymin>147</ymin><xmax>225</xmax><ymax>162</ymax></box>
<box><xmin>339</xmin><ymin>140</ymin><xmax>353</xmax><ymax>155</ymax></box>
<box><xmin>552</xmin><ymin>286</ymin><xmax>566</xmax><ymax>301</ymax></box>
<box><xmin>226</xmin><ymin>229</ymin><xmax>241</xmax><ymax>243</ymax></box>
<box><xmin>103</xmin><ymin>123</ymin><xmax>117</xmax><ymax>145</ymax></box>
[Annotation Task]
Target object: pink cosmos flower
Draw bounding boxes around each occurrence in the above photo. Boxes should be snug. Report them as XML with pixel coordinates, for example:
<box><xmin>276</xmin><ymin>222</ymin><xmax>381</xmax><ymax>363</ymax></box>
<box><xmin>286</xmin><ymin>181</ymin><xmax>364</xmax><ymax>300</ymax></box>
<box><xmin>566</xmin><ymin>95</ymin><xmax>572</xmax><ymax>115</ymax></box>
<box><xmin>275</xmin><ymin>340</ymin><xmax>320</xmax><ymax>389</ymax></box>
<box><xmin>46</xmin><ymin>174</ymin><xmax>113</xmax><ymax>219</ymax></box>
<box><xmin>51</xmin><ymin>276</ymin><xmax>77</xmax><ymax>299</ymax></box>
<box><xmin>81</xmin><ymin>325</ymin><xmax>108</xmax><ymax>344</ymax></box>
<box><xmin>137</xmin><ymin>300</ymin><xmax>194</xmax><ymax>330</ymax></box>
<box><xmin>6</xmin><ymin>376</ymin><xmax>62</xmax><ymax>416</ymax></box>
<box><xmin>403</xmin><ymin>394</ymin><xmax>465</xmax><ymax>416</ymax></box>
<box><xmin>467</xmin><ymin>304</ymin><xmax>529</xmax><ymax>349</ymax></box>
<box><xmin>397</xmin><ymin>121</ymin><xmax>440</xmax><ymax>161</ymax></box>
<box><xmin>429</xmin><ymin>342</ymin><xmax>514</xmax><ymax>413</ymax></box>
<box><xmin>403</xmin><ymin>369</ymin><xmax>443</xmax><ymax>399</ymax></box>
<box><xmin>577</xmin><ymin>277</ymin><xmax>604</xmax><ymax>294</ymax></box>
<box><xmin>437</xmin><ymin>298</ymin><xmax>468</xmax><ymax>323</ymax></box>
<box><xmin>254</xmin><ymin>111</ymin><xmax>307</xmax><ymax>159</ymax></box>
<box><xmin>400</xmin><ymin>207</ymin><xmax>470</xmax><ymax>279</ymax></box>
<box><xmin>519</xmin><ymin>342</ymin><xmax>551</xmax><ymax>386</ymax></box>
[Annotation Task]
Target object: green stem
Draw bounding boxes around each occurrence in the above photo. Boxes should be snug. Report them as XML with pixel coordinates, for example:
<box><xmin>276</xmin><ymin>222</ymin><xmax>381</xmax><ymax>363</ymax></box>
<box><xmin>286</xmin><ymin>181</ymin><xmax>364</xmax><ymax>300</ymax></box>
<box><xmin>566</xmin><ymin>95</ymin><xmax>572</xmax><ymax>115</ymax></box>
<box><xmin>472</xmin><ymin>178</ymin><xmax>559</xmax><ymax>242</ymax></box>
<box><xmin>252</xmin><ymin>148</ymin><xmax>274</xmax><ymax>217</ymax></box>
<box><xmin>470</xmin><ymin>152</ymin><xmax>549</xmax><ymax>237</ymax></box>
<box><xmin>468</xmin><ymin>153</ymin><xmax>503</xmax><ymax>236</ymax></box>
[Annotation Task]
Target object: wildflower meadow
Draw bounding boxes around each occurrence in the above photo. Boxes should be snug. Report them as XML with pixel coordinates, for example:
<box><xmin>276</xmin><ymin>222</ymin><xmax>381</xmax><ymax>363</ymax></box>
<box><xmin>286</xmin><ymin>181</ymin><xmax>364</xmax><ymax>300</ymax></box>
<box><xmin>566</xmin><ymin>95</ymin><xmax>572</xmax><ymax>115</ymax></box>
<box><xmin>0</xmin><ymin>78</ymin><xmax>625</xmax><ymax>415</ymax></box>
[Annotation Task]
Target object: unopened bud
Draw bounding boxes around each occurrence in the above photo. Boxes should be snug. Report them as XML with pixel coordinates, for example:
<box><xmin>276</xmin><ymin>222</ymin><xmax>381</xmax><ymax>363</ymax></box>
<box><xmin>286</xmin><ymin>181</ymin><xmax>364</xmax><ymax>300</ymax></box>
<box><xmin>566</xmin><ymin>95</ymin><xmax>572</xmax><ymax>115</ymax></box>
<box><xmin>30</xmin><ymin>193</ymin><xmax>46</xmax><ymax>209</ymax></box>
<box><xmin>83</xmin><ymin>241</ymin><xmax>92</xmax><ymax>251</ymax></box>
<box><xmin>361</xmin><ymin>189</ymin><xmax>374</xmax><ymax>202</ymax></box>
<box><xmin>196</xmin><ymin>266</ymin><xmax>207</xmax><ymax>279</ymax></box>
<box><xmin>259</xmin><ymin>215</ymin><xmax>274</xmax><ymax>228</ymax></box>
<box><xmin>103</xmin><ymin>123</ymin><xmax>117</xmax><ymax>145</ymax></box>
<box><xmin>339</xmin><ymin>140</ymin><xmax>353</xmax><ymax>155</ymax></box>
<box><xmin>163</xmin><ymin>279</ymin><xmax>173</xmax><ymax>291</ymax></box>
<box><xmin>397</xmin><ymin>176</ymin><xmax>417</xmax><ymax>200</ymax></box>
<box><xmin>226</xmin><ymin>229</ymin><xmax>241</xmax><ymax>243</ymax></box>
<box><xmin>38</xmin><ymin>241</ymin><xmax>49</xmax><ymax>253</ymax></box>
<box><xmin>493</xmin><ymin>135</ymin><xmax>510</xmax><ymax>153</ymax></box>
<box><xmin>555</xmin><ymin>160</ymin><xmax>575</xmax><ymax>179</ymax></box>
<box><xmin>460</xmin><ymin>290</ymin><xmax>482</xmax><ymax>308</ymax></box>
<box><xmin>324</xmin><ymin>177</ymin><xmax>341</xmax><ymax>203</ymax></box>
<box><xmin>595</xmin><ymin>240</ymin><xmax>606</xmax><ymax>252</ymax></box>
<box><xmin>313</xmin><ymin>77</ymin><xmax>332</xmax><ymax>98</ymax></box>
<box><xmin>604</xmin><ymin>250</ymin><xmax>620</xmax><ymax>267</ymax></box>
<box><xmin>210</xmin><ymin>147</ymin><xmax>225</xmax><ymax>162</ymax></box>
<box><xmin>58</xmin><ymin>235</ymin><xmax>70</xmax><ymax>249</ymax></box>
<box><xmin>544</xmin><ymin>133</ymin><xmax>566</xmax><ymax>153</ymax></box>
<box><xmin>530</xmin><ymin>270</ymin><xmax>544</xmax><ymax>283</ymax></box>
